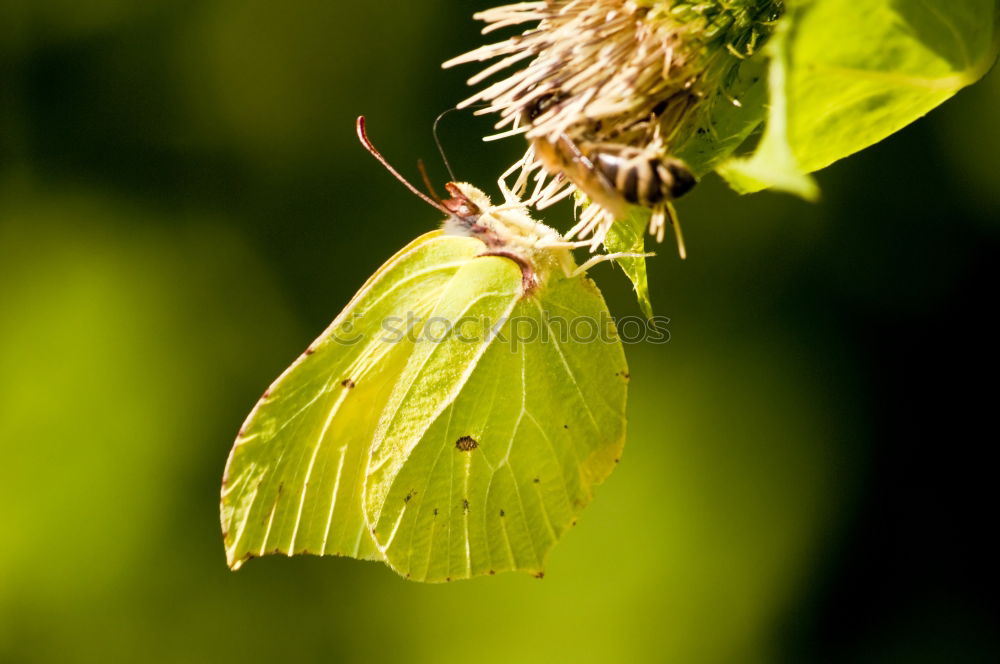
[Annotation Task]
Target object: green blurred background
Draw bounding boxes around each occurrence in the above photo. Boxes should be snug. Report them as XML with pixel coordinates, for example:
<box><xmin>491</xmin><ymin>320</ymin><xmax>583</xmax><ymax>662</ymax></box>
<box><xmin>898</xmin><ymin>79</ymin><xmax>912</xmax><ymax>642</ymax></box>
<box><xmin>1</xmin><ymin>2</ymin><xmax>997</xmax><ymax>662</ymax></box>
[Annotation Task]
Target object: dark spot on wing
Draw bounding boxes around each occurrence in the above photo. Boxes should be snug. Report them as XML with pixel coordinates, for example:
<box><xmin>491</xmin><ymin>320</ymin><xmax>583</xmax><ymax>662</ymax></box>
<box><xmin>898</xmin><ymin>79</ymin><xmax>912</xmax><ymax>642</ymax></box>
<box><xmin>563</xmin><ymin>424</ymin><xmax>569</xmax><ymax>429</ymax></box>
<box><xmin>489</xmin><ymin>569</ymin><xmax>496</xmax><ymax>575</ymax></box>
<box><xmin>304</xmin><ymin>346</ymin><xmax>316</xmax><ymax>355</ymax></box>
<box><xmin>455</xmin><ymin>435</ymin><xmax>478</xmax><ymax>451</ymax></box>
<box><xmin>445</xmin><ymin>577</ymin><xmax>451</xmax><ymax>582</ymax></box>
<box><xmin>532</xmin><ymin>477</ymin><xmax>540</xmax><ymax>484</ymax></box>
<box><xmin>262</xmin><ymin>388</ymin><xmax>272</xmax><ymax>399</ymax></box>
<box><xmin>277</xmin><ymin>482</ymin><xmax>284</xmax><ymax>495</ymax></box>
<box><xmin>614</xmin><ymin>458</ymin><xmax>620</xmax><ymax>464</ymax></box>
<box><xmin>433</xmin><ymin>508</ymin><xmax>439</xmax><ymax>516</ymax></box>
<box><xmin>341</xmin><ymin>378</ymin><xmax>356</xmax><ymax>389</ymax></box>
<box><xmin>534</xmin><ymin>571</ymin><xmax>545</xmax><ymax>579</ymax></box>
<box><xmin>622</xmin><ymin>371</ymin><xmax>631</xmax><ymax>380</ymax></box>
<box><xmin>499</xmin><ymin>509</ymin><xmax>506</xmax><ymax>517</ymax></box>
<box><xmin>404</xmin><ymin>489</ymin><xmax>416</xmax><ymax>503</ymax></box>
<box><xmin>462</xmin><ymin>499</ymin><xmax>469</xmax><ymax>513</ymax></box>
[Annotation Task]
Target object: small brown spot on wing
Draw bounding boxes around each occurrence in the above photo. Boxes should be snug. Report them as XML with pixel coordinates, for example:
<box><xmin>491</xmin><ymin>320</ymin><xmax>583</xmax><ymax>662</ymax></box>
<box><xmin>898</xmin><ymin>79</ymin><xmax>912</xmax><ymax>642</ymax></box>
<box><xmin>462</xmin><ymin>498</ymin><xmax>469</xmax><ymax>513</ymax></box>
<box><xmin>341</xmin><ymin>378</ymin><xmax>356</xmax><ymax>389</ymax></box>
<box><xmin>534</xmin><ymin>571</ymin><xmax>545</xmax><ymax>579</ymax></box>
<box><xmin>455</xmin><ymin>435</ymin><xmax>478</xmax><ymax>452</ymax></box>
<box><xmin>499</xmin><ymin>509</ymin><xmax>505</xmax><ymax>517</ymax></box>
<box><xmin>404</xmin><ymin>489</ymin><xmax>416</xmax><ymax>503</ymax></box>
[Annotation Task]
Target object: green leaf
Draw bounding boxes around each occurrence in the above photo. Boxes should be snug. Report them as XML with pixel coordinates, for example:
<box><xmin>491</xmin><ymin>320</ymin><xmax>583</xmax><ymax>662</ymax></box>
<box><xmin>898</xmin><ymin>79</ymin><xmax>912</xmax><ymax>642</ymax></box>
<box><xmin>717</xmin><ymin>20</ymin><xmax>820</xmax><ymax>200</ymax></box>
<box><xmin>720</xmin><ymin>0</ymin><xmax>1000</xmax><ymax>195</ymax></box>
<box><xmin>222</xmin><ymin>223</ymin><xmax>628</xmax><ymax>581</ymax></box>
<box><xmin>603</xmin><ymin>207</ymin><xmax>655</xmax><ymax>319</ymax></box>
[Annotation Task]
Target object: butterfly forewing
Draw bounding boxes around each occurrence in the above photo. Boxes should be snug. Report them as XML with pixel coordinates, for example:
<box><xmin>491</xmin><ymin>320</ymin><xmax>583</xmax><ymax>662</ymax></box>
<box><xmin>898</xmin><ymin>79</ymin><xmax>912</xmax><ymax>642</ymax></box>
<box><xmin>221</xmin><ymin>232</ymin><xmax>484</xmax><ymax>569</ymax></box>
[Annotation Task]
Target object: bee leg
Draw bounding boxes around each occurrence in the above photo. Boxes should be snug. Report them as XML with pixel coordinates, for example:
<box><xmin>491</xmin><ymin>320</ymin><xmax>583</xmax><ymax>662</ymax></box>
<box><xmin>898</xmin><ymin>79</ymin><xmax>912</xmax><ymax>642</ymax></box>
<box><xmin>649</xmin><ymin>207</ymin><xmax>666</xmax><ymax>244</ymax></box>
<box><xmin>571</xmin><ymin>251</ymin><xmax>655</xmax><ymax>278</ymax></box>
<box><xmin>665</xmin><ymin>203</ymin><xmax>687</xmax><ymax>260</ymax></box>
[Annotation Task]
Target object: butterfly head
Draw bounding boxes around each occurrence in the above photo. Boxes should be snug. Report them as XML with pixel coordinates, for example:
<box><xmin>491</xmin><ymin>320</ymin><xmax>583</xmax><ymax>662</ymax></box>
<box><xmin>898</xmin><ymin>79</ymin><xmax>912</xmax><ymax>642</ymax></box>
<box><xmin>357</xmin><ymin>116</ymin><xmax>573</xmax><ymax>292</ymax></box>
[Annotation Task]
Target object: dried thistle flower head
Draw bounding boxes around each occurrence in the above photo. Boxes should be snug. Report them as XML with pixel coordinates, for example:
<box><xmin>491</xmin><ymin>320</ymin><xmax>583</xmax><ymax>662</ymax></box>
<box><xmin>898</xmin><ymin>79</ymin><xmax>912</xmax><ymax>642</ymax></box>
<box><xmin>445</xmin><ymin>0</ymin><xmax>784</xmax><ymax>252</ymax></box>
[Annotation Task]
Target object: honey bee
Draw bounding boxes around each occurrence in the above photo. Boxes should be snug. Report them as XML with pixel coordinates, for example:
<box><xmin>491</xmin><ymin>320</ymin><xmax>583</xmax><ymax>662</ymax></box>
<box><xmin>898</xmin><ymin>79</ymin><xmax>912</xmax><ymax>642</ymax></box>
<box><xmin>531</xmin><ymin>133</ymin><xmax>696</xmax><ymax>255</ymax></box>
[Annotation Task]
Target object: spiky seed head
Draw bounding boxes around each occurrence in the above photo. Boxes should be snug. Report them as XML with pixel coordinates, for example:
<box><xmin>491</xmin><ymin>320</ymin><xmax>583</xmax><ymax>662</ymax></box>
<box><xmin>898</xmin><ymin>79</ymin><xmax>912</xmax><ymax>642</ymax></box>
<box><xmin>445</xmin><ymin>0</ymin><xmax>784</xmax><ymax>248</ymax></box>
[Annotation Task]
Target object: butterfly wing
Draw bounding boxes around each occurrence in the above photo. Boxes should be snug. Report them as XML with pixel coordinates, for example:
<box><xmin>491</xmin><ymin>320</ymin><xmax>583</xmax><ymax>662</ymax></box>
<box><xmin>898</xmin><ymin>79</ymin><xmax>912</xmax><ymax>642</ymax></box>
<box><xmin>364</xmin><ymin>268</ymin><xmax>627</xmax><ymax>581</ymax></box>
<box><xmin>220</xmin><ymin>232</ymin><xmax>485</xmax><ymax>569</ymax></box>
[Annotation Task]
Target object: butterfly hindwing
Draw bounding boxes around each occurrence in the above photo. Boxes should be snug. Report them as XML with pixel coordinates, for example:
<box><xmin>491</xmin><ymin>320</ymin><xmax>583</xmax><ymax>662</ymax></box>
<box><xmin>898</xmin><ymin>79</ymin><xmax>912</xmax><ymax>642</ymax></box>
<box><xmin>364</xmin><ymin>268</ymin><xmax>627</xmax><ymax>581</ymax></box>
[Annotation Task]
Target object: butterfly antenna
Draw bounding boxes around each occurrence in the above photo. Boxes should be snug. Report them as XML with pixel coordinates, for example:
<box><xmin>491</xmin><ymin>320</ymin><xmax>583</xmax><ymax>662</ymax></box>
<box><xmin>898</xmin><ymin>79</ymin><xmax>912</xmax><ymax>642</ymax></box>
<box><xmin>356</xmin><ymin>116</ymin><xmax>450</xmax><ymax>215</ymax></box>
<box><xmin>430</xmin><ymin>104</ymin><xmax>489</xmax><ymax>181</ymax></box>
<box><xmin>416</xmin><ymin>158</ymin><xmax>442</xmax><ymax>202</ymax></box>
<box><xmin>432</xmin><ymin>109</ymin><xmax>459</xmax><ymax>182</ymax></box>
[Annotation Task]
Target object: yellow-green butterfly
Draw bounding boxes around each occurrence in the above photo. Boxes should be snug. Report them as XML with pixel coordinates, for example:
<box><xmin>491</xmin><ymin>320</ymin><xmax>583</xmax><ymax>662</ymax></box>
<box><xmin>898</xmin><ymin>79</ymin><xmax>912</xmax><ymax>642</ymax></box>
<box><xmin>220</xmin><ymin>117</ymin><xmax>632</xmax><ymax>582</ymax></box>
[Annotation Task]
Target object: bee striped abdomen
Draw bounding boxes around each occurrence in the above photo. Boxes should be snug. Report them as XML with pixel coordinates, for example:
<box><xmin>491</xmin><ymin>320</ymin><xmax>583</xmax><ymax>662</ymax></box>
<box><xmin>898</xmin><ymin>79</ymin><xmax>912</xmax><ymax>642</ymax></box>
<box><xmin>591</xmin><ymin>146</ymin><xmax>694</xmax><ymax>208</ymax></box>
